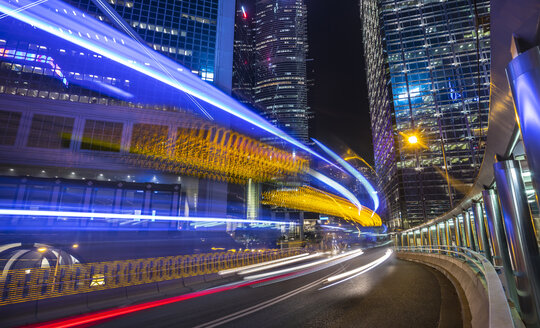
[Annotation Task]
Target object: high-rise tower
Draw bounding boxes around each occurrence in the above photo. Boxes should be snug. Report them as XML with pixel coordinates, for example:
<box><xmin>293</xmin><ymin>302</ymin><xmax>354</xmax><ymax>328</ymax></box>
<box><xmin>360</xmin><ymin>0</ymin><xmax>491</xmax><ymax>228</ymax></box>
<box><xmin>232</xmin><ymin>3</ymin><xmax>255</xmax><ymax>106</ymax></box>
<box><xmin>66</xmin><ymin>0</ymin><xmax>234</xmax><ymax>93</ymax></box>
<box><xmin>253</xmin><ymin>0</ymin><xmax>309</xmax><ymax>144</ymax></box>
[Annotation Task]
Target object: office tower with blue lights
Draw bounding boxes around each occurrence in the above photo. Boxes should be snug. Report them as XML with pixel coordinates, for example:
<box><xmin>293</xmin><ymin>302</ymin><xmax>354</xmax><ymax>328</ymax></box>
<box><xmin>360</xmin><ymin>0</ymin><xmax>491</xmax><ymax>228</ymax></box>
<box><xmin>67</xmin><ymin>0</ymin><xmax>234</xmax><ymax>92</ymax></box>
<box><xmin>253</xmin><ymin>0</ymin><xmax>309</xmax><ymax>144</ymax></box>
<box><xmin>0</xmin><ymin>0</ymin><xmax>236</xmax><ymax>225</ymax></box>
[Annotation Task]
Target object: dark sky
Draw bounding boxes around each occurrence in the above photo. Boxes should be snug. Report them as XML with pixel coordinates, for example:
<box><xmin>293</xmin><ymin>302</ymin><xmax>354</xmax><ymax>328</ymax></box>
<box><xmin>306</xmin><ymin>0</ymin><xmax>373</xmax><ymax>164</ymax></box>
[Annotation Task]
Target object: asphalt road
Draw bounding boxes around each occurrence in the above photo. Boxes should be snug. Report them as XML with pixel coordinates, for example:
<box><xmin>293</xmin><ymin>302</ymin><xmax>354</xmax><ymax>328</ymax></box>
<box><xmin>89</xmin><ymin>247</ymin><xmax>462</xmax><ymax>328</ymax></box>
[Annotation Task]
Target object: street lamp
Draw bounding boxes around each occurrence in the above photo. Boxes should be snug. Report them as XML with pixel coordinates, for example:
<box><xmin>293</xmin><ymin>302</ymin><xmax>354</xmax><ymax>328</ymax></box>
<box><xmin>408</xmin><ymin>135</ymin><xmax>418</xmax><ymax>145</ymax></box>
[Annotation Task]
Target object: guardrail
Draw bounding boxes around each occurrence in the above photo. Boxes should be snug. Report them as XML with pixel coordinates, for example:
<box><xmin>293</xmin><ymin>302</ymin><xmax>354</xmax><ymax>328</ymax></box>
<box><xmin>0</xmin><ymin>248</ymin><xmax>305</xmax><ymax>306</ymax></box>
<box><xmin>396</xmin><ymin>245</ymin><xmax>515</xmax><ymax>328</ymax></box>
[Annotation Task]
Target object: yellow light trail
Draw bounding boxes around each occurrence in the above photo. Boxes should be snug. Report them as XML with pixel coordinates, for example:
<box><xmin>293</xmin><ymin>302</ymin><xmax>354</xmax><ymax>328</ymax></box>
<box><xmin>262</xmin><ymin>186</ymin><xmax>381</xmax><ymax>227</ymax></box>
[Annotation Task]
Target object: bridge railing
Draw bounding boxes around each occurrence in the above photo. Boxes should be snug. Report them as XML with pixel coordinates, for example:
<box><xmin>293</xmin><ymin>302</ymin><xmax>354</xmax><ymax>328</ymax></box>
<box><xmin>0</xmin><ymin>248</ymin><xmax>306</xmax><ymax>306</ymax></box>
<box><xmin>396</xmin><ymin>245</ymin><xmax>515</xmax><ymax>328</ymax></box>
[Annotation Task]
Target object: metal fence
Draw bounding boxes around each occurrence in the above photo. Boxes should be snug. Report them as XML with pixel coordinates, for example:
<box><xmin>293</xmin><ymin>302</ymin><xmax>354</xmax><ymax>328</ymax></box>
<box><xmin>0</xmin><ymin>248</ymin><xmax>305</xmax><ymax>306</ymax></box>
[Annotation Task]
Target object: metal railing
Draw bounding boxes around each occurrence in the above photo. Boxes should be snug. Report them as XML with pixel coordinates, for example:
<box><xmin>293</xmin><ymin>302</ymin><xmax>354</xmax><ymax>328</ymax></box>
<box><xmin>0</xmin><ymin>248</ymin><xmax>306</xmax><ymax>306</ymax></box>
<box><xmin>396</xmin><ymin>245</ymin><xmax>515</xmax><ymax>328</ymax></box>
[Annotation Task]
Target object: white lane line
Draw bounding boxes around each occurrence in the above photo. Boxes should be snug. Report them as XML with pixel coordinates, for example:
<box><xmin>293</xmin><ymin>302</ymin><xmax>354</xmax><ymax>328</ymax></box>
<box><xmin>193</xmin><ymin>269</ymin><xmax>342</xmax><ymax>328</ymax></box>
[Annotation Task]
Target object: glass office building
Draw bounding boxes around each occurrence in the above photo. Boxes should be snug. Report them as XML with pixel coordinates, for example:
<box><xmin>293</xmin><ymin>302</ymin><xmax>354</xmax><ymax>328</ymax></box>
<box><xmin>361</xmin><ymin>0</ymin><xmax>491</xmax><ymax>228</ymax></box>
<box><xmin>232</xmin><ymin>2</ymin><xmax>256</xmax><ymax>106</ymax></box>
<box><xmin>66</xmin><ymin>0</ymin><xmax>233</xmax><ymax>91</ymax></box>
<box><xmin>253</xmin><ymin>0</ymin><xmax>309</xmax><ymax>144</ymax></box>
<box><xmin>360</xmin><ymin>0</ymin><xmax>402</xmax><ymax>228</ymax></box>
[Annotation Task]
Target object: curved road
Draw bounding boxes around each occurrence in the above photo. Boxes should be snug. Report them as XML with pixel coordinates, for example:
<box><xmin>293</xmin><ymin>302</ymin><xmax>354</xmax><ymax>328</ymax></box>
<box><xmin>35</xmin><ymin>247</ymin><xmax>463</xmax><ymax>328</ymax></box>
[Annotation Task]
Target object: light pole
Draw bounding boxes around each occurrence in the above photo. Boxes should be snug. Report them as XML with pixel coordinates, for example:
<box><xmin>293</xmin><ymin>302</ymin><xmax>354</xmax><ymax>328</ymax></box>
<box><xmin>406</xmin><ymin>133</ymin><xmax>453</xmax><ymax>209</ymax></box>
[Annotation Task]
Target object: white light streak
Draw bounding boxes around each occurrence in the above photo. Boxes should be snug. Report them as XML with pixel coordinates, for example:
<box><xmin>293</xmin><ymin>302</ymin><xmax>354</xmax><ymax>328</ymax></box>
<box><xmin>243</xmin><ymin>249</ymin><xmax>364</xmax><ymax>280</ymax></box>
<box><xmin>218</xmin><ymin>252</ymin><xmax>313</xmax><ymax>275</ymax></box>
<box><xmin>238</xmin><ymin>253</ymin><xmax>322</xmax><ymax>275</ymax></box>
<box><xmin>320</xmin><ymin>249</ymin><xmax>392</xmax><ymax>289</ymax></box>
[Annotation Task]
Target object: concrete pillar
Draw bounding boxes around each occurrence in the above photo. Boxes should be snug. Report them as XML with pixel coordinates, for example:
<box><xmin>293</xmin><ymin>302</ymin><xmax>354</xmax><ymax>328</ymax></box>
<box><xmin>494</xmin><ymin>159</ymin><xmax>540</xmax><ymax>325</ymax></box>
<box><xmin>482</xmin><ymin>188</ymin><xmax>519</xmax><ymax>310</ymax></box>
<box><xmin>473</xmin><ymin>202</ymin><xmax>493</xmax><ymax>262</ymax></box>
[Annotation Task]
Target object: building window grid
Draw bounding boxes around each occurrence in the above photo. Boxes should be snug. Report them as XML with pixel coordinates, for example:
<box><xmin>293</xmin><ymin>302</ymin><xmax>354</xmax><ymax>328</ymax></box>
<box><xmin>81</xmin><ymin>119</ymin><xmax>123</xmax><ymax>152</ymax></box>
<box><xmin>27</xmin><ymin>114</ymin><xmax>74</xmax><ymax>149</ymax></box>
<box><xmin>65</xmin><ymin>0</ymin><xmax>218</xmax><ymax>81</ymax></box>
<box><xmin>364</xmin><ymin>0</ymin><xmax>490</xmax><ymax>224</ymax></box>
<box><xmin>0</xmin><ymin>110</ymin><xmax>21</xmax><ymax>145</ymax></box>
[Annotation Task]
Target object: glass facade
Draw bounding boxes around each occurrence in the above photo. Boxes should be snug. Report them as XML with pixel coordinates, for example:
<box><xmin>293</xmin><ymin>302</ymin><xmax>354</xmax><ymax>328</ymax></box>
<box><xmin>67</xmin><ymin>0</ymin><xmax>222</xmax><ymax>85</ymax></box>
<box><xmin>360</xmin><ymin>0</ymin><xmax>402</xmax><ymax>228</ymax></box>
<box><xmin>0</xmin><ymin>0</ymin><xmax>233</xmax><ymax>106</ymax></box>
<box><xmin>253</xmin><ymin>0</ymin><xmax>309</xmax><ymax>144</ymax></box>
<box><xmin>361</xmin><ymin>0</ymin><xmax>491</xmax><ymax>227</ymax></box>
<box><xmin>232</xmin><ymin>2</ymin><xmax>256</xmax><ymax>107</ymax></box>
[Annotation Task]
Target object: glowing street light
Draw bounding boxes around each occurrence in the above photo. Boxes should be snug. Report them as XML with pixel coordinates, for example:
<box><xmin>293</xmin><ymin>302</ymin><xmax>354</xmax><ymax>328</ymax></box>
<box><xmin>408</xmin><ymin>135</ymin><xmax>418</xmax><ymax>144</ymax></box>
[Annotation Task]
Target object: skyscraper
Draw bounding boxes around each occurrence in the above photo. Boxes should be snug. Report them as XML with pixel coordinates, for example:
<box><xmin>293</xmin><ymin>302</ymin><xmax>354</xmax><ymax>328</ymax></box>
<box><xmin>253</xmin><ymin>0</ymin><xmax>309</xmax><ymax>144</ymax></box>
<box><xmin>66</xmin><ymin>0</ymin><xmax>234</xmax><ymax>92</ymax></box>
<box><xmin>232</xmin><ymin>3</ymin><xmax>256</xmax><ymax>106</ymax></box>
<box><xmin>360</xmin><ymin>0</ymin><xmax>491</xmax><ymax>228</ymax></box>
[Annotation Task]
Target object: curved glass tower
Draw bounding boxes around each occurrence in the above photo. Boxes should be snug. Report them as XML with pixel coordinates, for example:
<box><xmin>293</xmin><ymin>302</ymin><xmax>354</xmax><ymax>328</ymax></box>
<box><xmin>253</xmin><ymin>0</ymin><xmax>309</xmax><ymax>144</ymax></box>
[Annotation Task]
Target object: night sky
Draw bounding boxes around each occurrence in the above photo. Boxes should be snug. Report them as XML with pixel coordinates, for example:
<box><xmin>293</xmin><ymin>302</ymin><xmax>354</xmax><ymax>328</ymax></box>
<box><xmin>306</xmin><ymin>0</ymin><xmax>373</xmax><ymax>164</ymax></box>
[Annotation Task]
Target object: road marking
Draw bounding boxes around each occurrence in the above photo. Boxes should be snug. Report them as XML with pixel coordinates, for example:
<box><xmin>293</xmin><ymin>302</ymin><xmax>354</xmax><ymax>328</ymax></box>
<box><xmin>193</xmin><ymin>270</ymin><xmax>341</xmax><ymax>328</ymax></box>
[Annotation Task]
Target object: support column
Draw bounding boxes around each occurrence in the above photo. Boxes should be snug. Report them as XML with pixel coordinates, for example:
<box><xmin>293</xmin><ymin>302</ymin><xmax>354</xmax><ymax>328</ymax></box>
<box><xmin>444</xmin><ymin>221</ymin><xmax>450</xmax><ymax>247</ymax></box>
<box><xmin>463</xmin><ymin>210</ymin><xmax>476</xmax><ymax>251</ymax></box>
<box><xmin>435</xmin><ymin>223</ymin><xmax>441</xmax><ymax>254</ymax></box>
<box><xmin>459</xmin><ymin>215</ymin><xmax>467</xmax><ymax>247</ymax></box>
<box><xmin>453</xmin><ymin>217</ymin><xmax>461</xmax><ymax>247</ymax></box>
<box><xmin>482</xmin><ymin>188</ymin><xmax>519</xmax><ymax>309</ymax></box>
<box><xmin>428</xmin><ymin>226</ymin><xmax>432</xmax><ymax>252</ymax></box>
<box><xmin>507</xmin><ymin>46</ymin><xmax>540</xmax><ymax>209</ymax></box>
<box><xmin>494</xmin><ymin>159</ymin><xmax>540</xmax><ymax>325</ymax></box>
<box><xmin>473</xmin><ymin>201</ymin><xmax>493</xmax><ymax>262</ymax></box>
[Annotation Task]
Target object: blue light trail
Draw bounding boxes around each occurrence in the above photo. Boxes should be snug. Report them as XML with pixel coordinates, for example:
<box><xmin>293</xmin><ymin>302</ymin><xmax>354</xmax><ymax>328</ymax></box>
<box><xmin>312</xmin><ymin>139</ymin><xmax>379</xmax><ymax>212</ymax></box>
<box><xmin>0</xmin><ymin>209</ymin><xmax>297</xmax><ymax>226</ymax></box>
<box><xmin>0</xmin><ymin>0</ymin><xmax>336</xmax><ymax>166</ymax></box>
